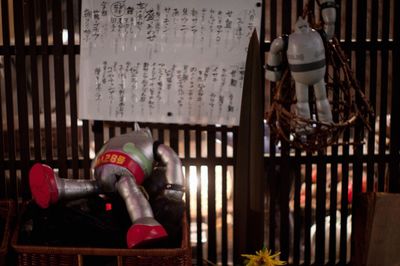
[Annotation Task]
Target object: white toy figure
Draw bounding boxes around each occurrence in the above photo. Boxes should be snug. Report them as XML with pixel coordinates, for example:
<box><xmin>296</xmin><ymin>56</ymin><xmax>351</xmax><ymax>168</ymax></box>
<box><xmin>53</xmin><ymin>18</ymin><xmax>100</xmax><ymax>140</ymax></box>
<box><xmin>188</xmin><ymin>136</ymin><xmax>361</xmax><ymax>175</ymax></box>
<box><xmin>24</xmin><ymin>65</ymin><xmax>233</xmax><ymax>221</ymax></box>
<box><xmin>29</xmin><ymin>125</ymin><xmax>185</xmax><ymax>248</ymax></box>
<box><xmin>265</xmin><ymin>0</ymin><xmax>336</xmax><ymax>133</ymax></box>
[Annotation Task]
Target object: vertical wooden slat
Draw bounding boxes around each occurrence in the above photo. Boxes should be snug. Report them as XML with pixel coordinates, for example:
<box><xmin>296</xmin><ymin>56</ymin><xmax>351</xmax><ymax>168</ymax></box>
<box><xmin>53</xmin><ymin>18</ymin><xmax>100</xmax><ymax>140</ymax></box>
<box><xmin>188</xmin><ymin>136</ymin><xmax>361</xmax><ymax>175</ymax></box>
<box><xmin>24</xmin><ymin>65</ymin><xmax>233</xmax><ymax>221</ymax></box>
<box><xmin>221</xmin><ymin>126</ymin><xmax>228</xmax><ymax>265</ymax></box>
<box><xmin>259</xmin><ymin>0</ymin><xmax>265</xmax><ymax>119</ymax></box>
<box><xmin>13</xmin><ymin>0</ymin><xmax>30</xmax><ymax>198</ymax></box>
<box><xmin>352</xmin><ymin>2</ymin><xmax>368</xmax><ymax>262</ymax></box>
<box><xmin>28</xmin><ymin>0</ymin><xmax>42</xmax><ymax>161</ymax></box>
<box><xmin>353</xmin><ymin>0</ymin><xmax>367</xmax><ymax>198</ymax></box>
<box><xmin>339</xmin><ymin>161</ymin><xmax>349</xmax><ymax>264</ymax></box>
<box><xmin>292</xmin><ymin>150</ymin><xmax>301</xmax><ymax>265</ymax></box>
<box><xmin>329</xmin><ymin>161</ymin><xmax>338</xmax><ymax>264</ymax></box>
<box><xmin>389</xmin><ymin>0</ymin><xmax>400</xmax><ymax>192</ymax></box>
<box><xmin>0</xmin><ymin>67</ymin><xmax>4</xmax><ymax>198</ymax></box>
<box><xmin>169</xmin><ymin>125</ymin><xmax>179</xmax><ymax>152</ymax></box>
<box><xmin>344</xmin><ymin>0</ymin><xmax>353</xmax><ymax>54</ymax></box>
<box><xmin>231</xmin><ymin>128</ymin><xmax>238</xmax><ymax>264</ymax></box>
<box><xmin>66</xmin><ymin>0</ymin><xmax>79</xmax><ymax>178</ymax></box>
<box><xmin>377</xmin><ymin>0</ymin><xmax>390</xmax><ymax>192</ymax></box>
<box><xmin>259</xmin><ymin>11</ymin><xmax>266</xmax><ymax>244</ymax></box>
<box><xmin>120</xmin><ymin>125</ymin><xmax>127</xmax><ymax>134</ymax></box>
<box><xmin>328</xmin><ymin>3</ymin><xmax>342</xmax><ymax>258</ymax></box>
<box><xmin>52</xmin><ymin>0</ymin><xmax>68</xmax><ymax>178</ymax></box>
<box><xmin>303</xmin><ymin>161</ymin><xmax>312</xmax><ymax>265</ymax></box>
<box><xmin>79</xmin><ymin>0</ymin><xmax>89</xmax><ymax>179</ymax></box>
<box><xmin>278</xmin><ymin>159</ymin><xmax>290</xmax><ymax>261</ymax></box>
<box><xmin>339</xmin><ymin>0</ymin><xmax>353</xmax><ymax>263</ymax></box>
<box><xmin>268</xmin><ymin>0</ymin><xmax>277</xmax><ymax>253</ymax></box>
<box><xmin>367</xmin><ymin>0</ymin><xmax>379</xmax><ymax>192</ymax></box>
<box><xmin>109</xmin><ymin>125</ymin><xmax>115</xmax><ymax>139</ymax></box>
<box><xmin>259</xmin><ymin>0</ymin><xmax>265</xmax><ymax>49</ymax></box>
<box><xmin>267</xmin><ymin>162</ymin><xmax>277</xmax><ymax>252</ymax></box>
<box><xmin>1</xmin><ymin>0</ymin><xmax>16</xmax><ymax>199</ymax></box>
<box><xmin>269</xmin><ymin>0</ymin><xmax>277</xmax><ymax>40</ymax></box>
<box><xmin>335</xmin><ymin>0</ymin><xmax>342</xmax><ymax>37</ymax></box>
<box><xmin>157</xmin><ymin>127</ymin><xmax>165</xmax><ymax>143</ymax></box>
<box><xmin>315</xmin><ymin>154</ymin><xmax>327</xmax><ymax>265</ymax></box>
<box><xmin>183</xmin><ymin>128</ymin><xmax>191</xmax><ymax>225</ymax></box>
<box><xmin>195</xmin><ymin>130</ymin><xmax>203</xmax><ymax>266</ymax></box>
<box><xmin>296</xmin><ymin>0</ymin><xmax>304</xmax><ymax>17</ymax></box>
<box><xmin>207</xmin><ymin>127</ymin><xmax>216</xmax><ymax>263</ymax></box>
<box><xmin>279</xmin><ymin>0</ymin><xmax>291</xmax><ymax>260</ymax></box>
<box><xmin>93</xmin><ymin>121</ymin><xmax>104</xmax><ymax>153</ymax></box>
<box><xmin>281</xmin><ymin>0</ymin><xmax>291</xmax><ymax>36</ymax></box>
<box><xmin>328</xmin><ymin>52</ymin><xmax>341</xmax><ymax>264</ymax></box>
<box><xmin>258</xmin><ymin>0</ymin><xmax>267</xmax><ymax>260</ymax></box>
<box><xmin>82</xmin><ymin>120</ymin><xmax>91</xmax><ymax>178</ymax></box>
<box><xmin>40</xmin><ymin>0</ymin><xmax>53</xmax><ymax>163</ymax></box>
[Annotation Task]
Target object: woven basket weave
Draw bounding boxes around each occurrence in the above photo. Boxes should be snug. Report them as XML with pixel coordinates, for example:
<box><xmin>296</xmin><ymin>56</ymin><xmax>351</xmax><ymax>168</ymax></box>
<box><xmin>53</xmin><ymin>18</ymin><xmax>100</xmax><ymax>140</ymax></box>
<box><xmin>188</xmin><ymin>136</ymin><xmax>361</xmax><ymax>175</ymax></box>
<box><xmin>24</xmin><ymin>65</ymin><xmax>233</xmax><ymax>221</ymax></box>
<box><xmin>0</xmin><ymin>200</ymin><xmax>15</xmax><ymax>266</ymax></box>
<box><xmin>11</xmin><ymin>203</ymin><xmax>191</xmax><ymax>266</ymax></box>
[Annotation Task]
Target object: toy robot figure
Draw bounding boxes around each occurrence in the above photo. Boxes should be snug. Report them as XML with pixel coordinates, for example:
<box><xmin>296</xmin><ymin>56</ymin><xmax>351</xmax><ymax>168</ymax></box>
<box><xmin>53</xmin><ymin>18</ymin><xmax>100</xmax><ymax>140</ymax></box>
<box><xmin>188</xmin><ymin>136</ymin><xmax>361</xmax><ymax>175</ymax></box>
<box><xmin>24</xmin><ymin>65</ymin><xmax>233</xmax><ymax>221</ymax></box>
<box><xmin>265</xmin><ymin>0</ymin><xmax>336</xmax><ymax>133</ymax></box>
<box><xmin>29</xmin><ymin>125</ymin><xmax>185</xmax><ymax>248</ymax></box>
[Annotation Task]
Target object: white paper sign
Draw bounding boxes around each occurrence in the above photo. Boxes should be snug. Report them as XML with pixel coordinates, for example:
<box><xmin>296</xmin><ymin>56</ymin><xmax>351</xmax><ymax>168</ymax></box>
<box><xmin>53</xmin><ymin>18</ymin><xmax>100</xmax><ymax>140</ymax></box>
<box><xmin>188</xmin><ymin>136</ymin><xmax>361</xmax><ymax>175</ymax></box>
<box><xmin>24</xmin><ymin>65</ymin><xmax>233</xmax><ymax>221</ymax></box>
<box><xmin>79</xmin><ymin>0</ymin><xmax>261</xmax><ymax>125</ymax></box>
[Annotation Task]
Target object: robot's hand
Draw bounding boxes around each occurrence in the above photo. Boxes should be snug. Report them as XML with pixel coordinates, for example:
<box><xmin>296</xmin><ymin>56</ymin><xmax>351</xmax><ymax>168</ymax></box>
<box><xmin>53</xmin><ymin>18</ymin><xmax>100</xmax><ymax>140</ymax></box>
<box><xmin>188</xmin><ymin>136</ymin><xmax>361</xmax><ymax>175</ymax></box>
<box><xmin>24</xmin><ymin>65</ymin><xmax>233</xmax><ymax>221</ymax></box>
<box><xmin>144</xmin><ymin>166</ymin><xmax>185</xmax><ymax>203</ymax></box>
<box><xmin>163</xmin><ymin>184</ymin><xmax>185</xmax><ymax>202</ymax></box>
<box><xmin>153</xmin><ymin>142</ymin><xmax>185</xmax><ymax>202</ymax></box>
<box><xmin>265</xmin><ymin>64</ymin><xmax>283</xmax><ymax>82</ymax></box>
<box><xmin>266</xmin><ymin>35</ymin><xmax>287</xmax><ymax>82</ymax></box>
<box><xmin>94</xmin><ymin>163</ymin><xmax>133</xmax><ymax>193</ymax></box>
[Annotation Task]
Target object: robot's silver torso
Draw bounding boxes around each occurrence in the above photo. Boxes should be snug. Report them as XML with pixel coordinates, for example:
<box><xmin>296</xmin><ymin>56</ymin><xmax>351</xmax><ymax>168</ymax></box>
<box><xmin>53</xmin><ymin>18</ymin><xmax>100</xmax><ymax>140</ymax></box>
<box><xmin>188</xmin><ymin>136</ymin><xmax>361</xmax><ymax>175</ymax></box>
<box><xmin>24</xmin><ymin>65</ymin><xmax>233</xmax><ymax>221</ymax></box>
<box><xmin>287</xmin><ymin>23</ymin><xmax>326</xmax><ymax>85</ymax></box>
<box><xmin>94</xmin><ymin>129</ymin><xmax>155</xmax><ymax>193</ymax></box>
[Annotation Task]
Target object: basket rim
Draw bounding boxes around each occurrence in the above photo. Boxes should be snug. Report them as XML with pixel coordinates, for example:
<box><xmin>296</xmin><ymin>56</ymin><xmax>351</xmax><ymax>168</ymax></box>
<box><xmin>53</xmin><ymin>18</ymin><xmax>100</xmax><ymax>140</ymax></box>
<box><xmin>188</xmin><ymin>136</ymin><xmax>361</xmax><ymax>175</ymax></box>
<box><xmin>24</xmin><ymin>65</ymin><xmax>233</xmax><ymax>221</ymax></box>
<box><xmin>0</xmin><ymin>200</ymin><xmax>16</xmax><ymax>256</ymax></box>
<box><xmin>11</xmin><ymin>201</ymin><xmax>190</xmax><ymax>257</ymax></box>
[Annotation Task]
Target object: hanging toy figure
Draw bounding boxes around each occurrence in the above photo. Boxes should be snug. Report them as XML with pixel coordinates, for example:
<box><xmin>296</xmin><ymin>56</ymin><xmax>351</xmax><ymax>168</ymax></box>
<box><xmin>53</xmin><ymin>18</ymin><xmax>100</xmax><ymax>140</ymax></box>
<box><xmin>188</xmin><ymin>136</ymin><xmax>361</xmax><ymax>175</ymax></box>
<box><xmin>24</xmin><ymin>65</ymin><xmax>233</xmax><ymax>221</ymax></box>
<box><xmin>265</xmin><ymin>0</ymin><xmax>336</xmax><ymax>134</ymax></box>
<box><xmin>29</xmin><ymin>124</ymin><xmax>185</xmax><ymax>248</ymax></box>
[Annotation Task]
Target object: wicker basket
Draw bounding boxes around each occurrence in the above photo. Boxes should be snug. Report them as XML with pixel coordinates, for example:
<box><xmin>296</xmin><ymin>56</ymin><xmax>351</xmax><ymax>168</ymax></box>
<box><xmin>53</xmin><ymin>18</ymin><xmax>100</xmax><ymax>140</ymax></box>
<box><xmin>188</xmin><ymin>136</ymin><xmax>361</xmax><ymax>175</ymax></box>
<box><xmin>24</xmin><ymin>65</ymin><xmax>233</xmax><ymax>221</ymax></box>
<box><xmin>11</xmin><ymin>203</ymin><xmax>191</xmax><ymax>266</ymax></box>
<box><xmin>0</xmin><ymin>200</ymin><xmax>15</xmax><ymax>266</ymax></box>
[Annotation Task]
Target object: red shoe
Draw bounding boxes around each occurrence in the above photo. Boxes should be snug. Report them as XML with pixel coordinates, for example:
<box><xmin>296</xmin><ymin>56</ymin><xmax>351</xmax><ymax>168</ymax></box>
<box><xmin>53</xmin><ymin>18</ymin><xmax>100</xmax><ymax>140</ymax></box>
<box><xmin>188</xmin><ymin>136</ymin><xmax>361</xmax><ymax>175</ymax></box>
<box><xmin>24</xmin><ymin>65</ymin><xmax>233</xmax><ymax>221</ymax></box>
<box><xmin>29</xmin><ymin>163</ymin><xmax>59</xmax><ymax>208</ymax></box>
<box><xmin>126</xmin><ymin>218</ymin><xmax>168</xmax><ymax>248</ymax></box>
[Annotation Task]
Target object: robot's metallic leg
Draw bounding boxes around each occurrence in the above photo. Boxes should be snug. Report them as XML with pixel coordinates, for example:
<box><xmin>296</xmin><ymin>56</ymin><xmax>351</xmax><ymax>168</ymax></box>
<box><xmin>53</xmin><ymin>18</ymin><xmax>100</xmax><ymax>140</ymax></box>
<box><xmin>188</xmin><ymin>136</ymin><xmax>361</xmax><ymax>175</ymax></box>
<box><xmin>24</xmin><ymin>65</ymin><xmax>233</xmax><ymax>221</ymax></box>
<box><xmin>295</xmin><ymin>81</ymin><xmax>311</xmax><ymax>121</ymax></box>
<box><xmin>57</xmin><ymin>178</ymin><xmax>99</xmax><ymax>201</ymax></box>
<box><xmin>115</xmin><ymin>175</ymin><xmax>154</xmax><ymax>221</ymax></box>
<box><xmin>314</xmin><ymin>79</ymin><xmax>333</xmax><ymax>123</ymax></box>
<box><xmin>116</xmin><ymin>175</ymin><xmax>167</xmax><ymax>248</ymax></box>
<box><xmin>29</xmin><ymin>163</ymin><xmax>99</xmax><ymax>208</ymax></box>
<box><xmin>295</xmin><ymin>82</ymin><xmax>314</xmax><ymax>135</ymax></box>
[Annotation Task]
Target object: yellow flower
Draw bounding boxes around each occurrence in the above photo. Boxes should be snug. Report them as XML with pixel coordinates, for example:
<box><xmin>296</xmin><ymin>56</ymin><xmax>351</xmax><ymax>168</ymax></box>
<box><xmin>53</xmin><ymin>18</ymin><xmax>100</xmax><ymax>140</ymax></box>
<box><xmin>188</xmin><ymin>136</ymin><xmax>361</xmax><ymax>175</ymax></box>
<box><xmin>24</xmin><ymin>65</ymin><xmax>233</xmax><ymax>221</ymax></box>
<box><xmin>242</xmin><ymin>248</ymin><xmax>287</xmax><ymax>266</ymax></box>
